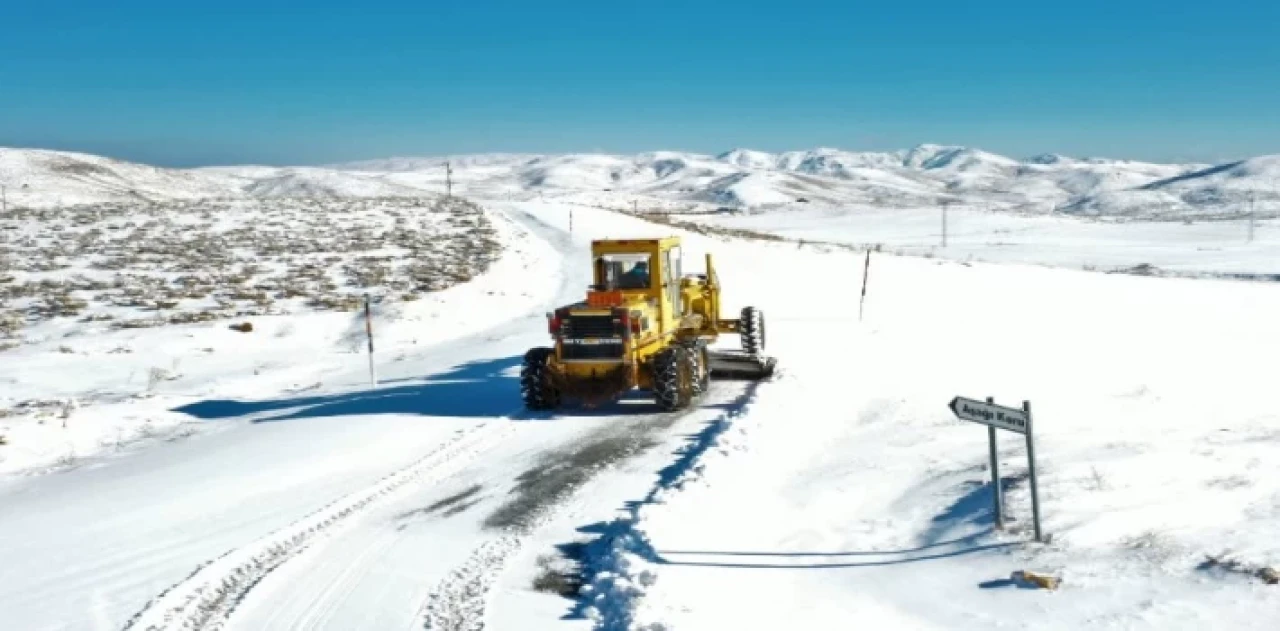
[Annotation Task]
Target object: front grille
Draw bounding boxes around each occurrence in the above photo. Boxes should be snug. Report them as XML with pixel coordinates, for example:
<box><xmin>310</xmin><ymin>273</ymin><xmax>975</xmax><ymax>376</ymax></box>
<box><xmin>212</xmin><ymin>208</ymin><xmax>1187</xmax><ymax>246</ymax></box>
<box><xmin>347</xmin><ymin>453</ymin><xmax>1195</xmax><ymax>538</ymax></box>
<box><xmin>563</xmin><ymin>314</ymin><xmax>617</xmax><ymax>338</ymax></box>
<box><xmin>562</xmin><ymin>340</ymin><xmax>625</xmax><ymax>360</ymax></box>
<box><xmin>559</xmin><ymin>313</ymin><xmax>624</xmax><ymax>360</ymax></box>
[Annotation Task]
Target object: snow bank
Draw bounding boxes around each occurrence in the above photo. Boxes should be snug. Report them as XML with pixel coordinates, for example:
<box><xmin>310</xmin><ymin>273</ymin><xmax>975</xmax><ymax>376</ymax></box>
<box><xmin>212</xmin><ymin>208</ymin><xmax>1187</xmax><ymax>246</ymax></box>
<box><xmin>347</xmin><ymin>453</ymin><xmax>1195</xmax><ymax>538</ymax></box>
<box><xmin>578</xmin><ymin>392</ymin><xmax>763</xmax><ymax>630</ymax></box>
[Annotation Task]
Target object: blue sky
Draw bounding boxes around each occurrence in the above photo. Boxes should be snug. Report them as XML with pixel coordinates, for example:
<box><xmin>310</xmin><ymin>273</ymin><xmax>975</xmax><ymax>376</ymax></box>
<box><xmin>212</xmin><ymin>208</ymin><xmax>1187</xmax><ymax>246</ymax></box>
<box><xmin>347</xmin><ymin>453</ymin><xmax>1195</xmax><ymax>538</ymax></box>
<box><xmin>2</xmin><ymin>1</ymin><xmax>1277</xmax><ymax>166</ymax></box>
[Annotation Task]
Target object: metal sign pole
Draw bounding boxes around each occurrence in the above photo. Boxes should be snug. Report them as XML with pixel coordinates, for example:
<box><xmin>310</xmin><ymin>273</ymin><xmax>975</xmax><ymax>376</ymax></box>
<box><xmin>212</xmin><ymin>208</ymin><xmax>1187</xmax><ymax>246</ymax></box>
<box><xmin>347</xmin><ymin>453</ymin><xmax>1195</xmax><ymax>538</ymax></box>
<box><xmin>986</xmin><ymin>397</ymin><xmax>1004</xmax><ymax>530</ymax></box>
<box><xmin>1024</xmin><ymin>400</ymin><xmax>1042</xmax><ymax>542</ymax></box>
<box><xmin>949</xmin><ymin>395</ymin><xmax>1044</xmax><ymax>542</ymax></box>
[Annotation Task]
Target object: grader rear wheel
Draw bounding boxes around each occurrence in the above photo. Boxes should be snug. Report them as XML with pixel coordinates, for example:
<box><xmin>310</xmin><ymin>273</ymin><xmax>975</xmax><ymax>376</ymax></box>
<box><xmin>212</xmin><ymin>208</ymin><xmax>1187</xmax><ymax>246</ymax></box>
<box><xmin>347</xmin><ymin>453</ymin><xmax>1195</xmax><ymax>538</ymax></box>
<box><xmin>740</xmin><ymin>306</ymin><xmax>766</xmax><ymax>356</ymax></box>
<box><xmin>653</xmin><ymin>345</ymin><xmax>695</xmax><ymax>411</ymax></box>
<box><xmin>520</xmin><ymin>347</ymin><xmax>561</xmax><ymax>410</ymax></box>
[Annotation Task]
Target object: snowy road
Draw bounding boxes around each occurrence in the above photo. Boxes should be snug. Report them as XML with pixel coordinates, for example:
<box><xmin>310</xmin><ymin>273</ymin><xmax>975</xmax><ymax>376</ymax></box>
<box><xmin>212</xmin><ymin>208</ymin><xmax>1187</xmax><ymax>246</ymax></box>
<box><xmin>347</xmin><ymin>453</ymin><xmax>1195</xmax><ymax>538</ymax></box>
<box><xmin>0</xmin><ymin>203</ymin><xmax>754</xmax><ymax>630</ymax></box>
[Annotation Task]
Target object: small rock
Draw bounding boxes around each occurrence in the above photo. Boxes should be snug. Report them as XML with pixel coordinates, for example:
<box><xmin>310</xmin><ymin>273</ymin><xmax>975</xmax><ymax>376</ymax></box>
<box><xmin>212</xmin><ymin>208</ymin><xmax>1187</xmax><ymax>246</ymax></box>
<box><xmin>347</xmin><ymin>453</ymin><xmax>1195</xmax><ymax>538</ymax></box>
<box><xmin>229</xmin><ymin>322</ymin><xmax>253</xmax><ymax>333</ymax></box>
<box><xmin>1011</xmin><ymin>570</ymin><xmax>1060</xmax><ymax>590</ymax></box>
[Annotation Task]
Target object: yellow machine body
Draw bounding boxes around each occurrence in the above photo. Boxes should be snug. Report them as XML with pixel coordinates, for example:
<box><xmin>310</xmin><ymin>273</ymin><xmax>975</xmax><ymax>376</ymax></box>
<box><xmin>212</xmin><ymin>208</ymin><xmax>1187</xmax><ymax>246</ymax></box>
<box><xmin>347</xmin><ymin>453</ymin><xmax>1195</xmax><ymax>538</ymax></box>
<box><xmin>522</xmin><ymin>236</ymin><xmax>772</xmax><ymax>411</ymax></box>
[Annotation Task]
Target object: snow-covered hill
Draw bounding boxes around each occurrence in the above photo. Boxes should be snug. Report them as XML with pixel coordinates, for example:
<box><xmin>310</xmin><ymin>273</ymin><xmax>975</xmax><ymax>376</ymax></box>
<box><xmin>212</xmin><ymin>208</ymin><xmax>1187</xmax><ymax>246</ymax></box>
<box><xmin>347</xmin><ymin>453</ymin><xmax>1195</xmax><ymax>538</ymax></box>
<box><xmin>312</xmin><ymin>145</ymin><xmax>1275</xmax><ymax>217</ymax></box>
<box><xmin>0</xmin><ymin>148</ymin><xmax>242</xmax><ymax>208</ymax></box>
<box><xmin>3</xmin><ymin>145</ymin><xmax>1276</xmax><ymax>218</ymax></box>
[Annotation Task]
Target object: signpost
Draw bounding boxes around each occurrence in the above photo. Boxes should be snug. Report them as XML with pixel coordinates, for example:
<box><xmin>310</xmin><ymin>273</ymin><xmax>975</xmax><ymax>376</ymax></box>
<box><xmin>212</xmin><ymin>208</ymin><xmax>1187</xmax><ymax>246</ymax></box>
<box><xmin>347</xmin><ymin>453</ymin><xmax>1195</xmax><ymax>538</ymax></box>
<box><xmin>948</xmin><ymin>395</ymin><xmax>1042</xmax><ymax>542</ymax></box>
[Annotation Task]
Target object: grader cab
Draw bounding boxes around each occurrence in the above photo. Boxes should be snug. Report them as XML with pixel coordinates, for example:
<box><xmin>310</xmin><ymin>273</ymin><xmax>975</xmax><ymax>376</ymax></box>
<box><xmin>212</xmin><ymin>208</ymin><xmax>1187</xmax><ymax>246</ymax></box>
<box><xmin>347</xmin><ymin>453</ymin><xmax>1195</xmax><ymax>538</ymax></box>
<box><xmin>521</xmin><ymin>237</ymin><xmax>774</xmax><ymax>411</ymax></box>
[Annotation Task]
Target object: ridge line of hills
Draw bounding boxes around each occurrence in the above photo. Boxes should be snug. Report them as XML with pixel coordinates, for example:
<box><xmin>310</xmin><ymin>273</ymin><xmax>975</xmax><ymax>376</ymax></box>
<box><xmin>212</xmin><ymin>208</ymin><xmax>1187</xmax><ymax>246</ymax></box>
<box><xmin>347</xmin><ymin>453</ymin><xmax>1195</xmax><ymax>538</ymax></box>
<box><xmin>2</xmin><ymin>144</ymin><xmax>1277</xmax><ymax>218</ymax></box>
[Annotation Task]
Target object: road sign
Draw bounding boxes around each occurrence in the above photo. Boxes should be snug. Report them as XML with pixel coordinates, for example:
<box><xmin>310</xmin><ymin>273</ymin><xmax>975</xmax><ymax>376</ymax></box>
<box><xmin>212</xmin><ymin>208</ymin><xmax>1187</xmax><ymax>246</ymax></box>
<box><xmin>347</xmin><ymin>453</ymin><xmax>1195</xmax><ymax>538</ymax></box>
<box><xmin>949</xmin><ymin>396</ymin><xmax>1028</xmax><ymax>434</ymax></box>
<box><xmin>947</xmin><ymin>395</ymin><xmax>1043</xmax><ymax>543</ymax></box>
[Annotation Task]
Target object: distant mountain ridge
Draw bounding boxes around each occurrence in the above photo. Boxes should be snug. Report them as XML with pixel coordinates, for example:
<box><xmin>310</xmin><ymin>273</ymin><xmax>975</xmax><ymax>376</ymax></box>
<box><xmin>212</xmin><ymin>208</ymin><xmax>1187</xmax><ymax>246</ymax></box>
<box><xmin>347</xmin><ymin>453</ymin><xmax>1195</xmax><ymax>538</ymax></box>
<box><xmin>1</xmin><ymin>144</ymin><xmax>1274</xmax><ymax>218</ymax></box>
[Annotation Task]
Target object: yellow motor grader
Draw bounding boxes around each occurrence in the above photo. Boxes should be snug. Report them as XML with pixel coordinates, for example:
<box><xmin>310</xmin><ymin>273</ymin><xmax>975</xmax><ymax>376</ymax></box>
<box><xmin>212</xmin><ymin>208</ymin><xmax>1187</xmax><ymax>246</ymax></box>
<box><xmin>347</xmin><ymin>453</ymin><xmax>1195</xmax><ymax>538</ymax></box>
<box><xmin>521</xmin><ymin>237</ymin><xmax>774</xmax><ymax>411</ymax></box>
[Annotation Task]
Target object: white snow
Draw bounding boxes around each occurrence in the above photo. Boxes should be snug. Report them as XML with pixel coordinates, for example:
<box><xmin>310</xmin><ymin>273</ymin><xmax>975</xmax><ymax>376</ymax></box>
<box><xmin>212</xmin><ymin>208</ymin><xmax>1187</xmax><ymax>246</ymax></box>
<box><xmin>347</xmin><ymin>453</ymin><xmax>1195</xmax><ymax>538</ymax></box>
<box><xmin>678</xmin><ymin>204</ymin><xmax>1280</xmax><ymax>275</ymax></box>
<box><xmin>5</xmin><ymin>144</ymin><xmax>1273</xmax><ymax>217</ymax></box>
<box><xmin>2</xmin><ymin>144</ymin><xmax>1279</xmax><ymax>631</ymax></box>
<box><xmin>575</xmin><ymin>247</ymin><xmax>1280</xmax><ymax>629</ymax></box>
<box><xmin>0</xmin><ymin>202</ymin><xmax>553</xmax><ymax>475</ymax></box>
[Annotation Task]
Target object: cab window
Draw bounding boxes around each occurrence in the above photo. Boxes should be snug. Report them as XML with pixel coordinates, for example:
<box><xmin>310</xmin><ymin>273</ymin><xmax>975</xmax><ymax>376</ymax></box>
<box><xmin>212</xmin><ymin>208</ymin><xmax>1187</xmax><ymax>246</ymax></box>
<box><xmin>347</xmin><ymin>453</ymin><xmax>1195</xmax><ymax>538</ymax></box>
<box><xmin>595</xmin><ymin>253</ymin><xmax>652</xmax><ymax>290</ymax></box>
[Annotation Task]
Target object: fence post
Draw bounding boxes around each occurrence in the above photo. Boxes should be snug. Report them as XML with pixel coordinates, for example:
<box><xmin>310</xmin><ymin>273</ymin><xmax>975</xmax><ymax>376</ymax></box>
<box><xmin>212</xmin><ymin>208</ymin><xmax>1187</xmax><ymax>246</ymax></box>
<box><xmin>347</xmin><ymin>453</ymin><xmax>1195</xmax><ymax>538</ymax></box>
<box><xmin>364</xmin><ymin>294</ymin><xmax>377</xmax><ymax>387</ymax></box>
<box><xmin>859</xmin><ymin>250</ymin><xmax>871</xmax><ymax>321</ymax></box>
<box><xmin>986</xmin><ymin>396</ymin><xmax>1004</xmax><ymax>530</ymax></box>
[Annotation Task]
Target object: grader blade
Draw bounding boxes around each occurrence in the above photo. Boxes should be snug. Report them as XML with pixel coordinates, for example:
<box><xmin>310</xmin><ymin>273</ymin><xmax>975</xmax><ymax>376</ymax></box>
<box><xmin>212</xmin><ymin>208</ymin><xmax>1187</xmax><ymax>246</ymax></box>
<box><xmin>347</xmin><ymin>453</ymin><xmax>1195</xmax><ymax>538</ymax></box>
<box><xmin>707</xmin><ymin>349</ymin><xmax>777</xmax><ymax>380</ymax></box>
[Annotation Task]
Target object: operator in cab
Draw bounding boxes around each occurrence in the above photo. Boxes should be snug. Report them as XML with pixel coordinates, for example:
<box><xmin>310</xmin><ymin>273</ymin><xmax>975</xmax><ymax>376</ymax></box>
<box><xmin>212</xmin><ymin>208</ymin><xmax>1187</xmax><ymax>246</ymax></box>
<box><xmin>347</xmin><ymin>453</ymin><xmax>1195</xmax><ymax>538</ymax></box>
<box><xmin>620</xmin><ymin>260</ymin><xmax>650</xmax><ymax>289</ymax></box>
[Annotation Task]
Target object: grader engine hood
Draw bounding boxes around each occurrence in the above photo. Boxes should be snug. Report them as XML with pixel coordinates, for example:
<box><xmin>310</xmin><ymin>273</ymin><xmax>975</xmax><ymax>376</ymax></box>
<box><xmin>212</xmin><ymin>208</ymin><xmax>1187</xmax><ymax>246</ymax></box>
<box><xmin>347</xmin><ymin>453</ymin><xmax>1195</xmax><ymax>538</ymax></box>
<box><xmin>548</xmin><ymin>300</ymin><xmax>654</xmax><ymax>362</ymax></box>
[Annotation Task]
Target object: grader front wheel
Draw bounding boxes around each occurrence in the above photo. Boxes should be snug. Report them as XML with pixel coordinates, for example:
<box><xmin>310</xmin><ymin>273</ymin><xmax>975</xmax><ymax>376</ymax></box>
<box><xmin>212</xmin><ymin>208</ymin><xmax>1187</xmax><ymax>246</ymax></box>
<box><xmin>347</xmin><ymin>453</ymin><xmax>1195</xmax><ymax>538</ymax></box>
<box><xmin>682</xmin><ymin>340</ymin><xmax>710</xmax><ymax>396</ymax></box>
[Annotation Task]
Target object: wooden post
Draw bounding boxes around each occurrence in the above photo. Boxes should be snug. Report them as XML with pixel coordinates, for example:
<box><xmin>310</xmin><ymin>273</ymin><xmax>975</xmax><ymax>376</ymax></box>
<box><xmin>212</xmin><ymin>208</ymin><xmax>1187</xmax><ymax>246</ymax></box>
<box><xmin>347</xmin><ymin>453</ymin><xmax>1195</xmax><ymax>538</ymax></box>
<box><xmin>987</xmin><ymin>396</ymin><xmax>1004</xmax><ymax>530</ymax></box>
<box><xmin>942</xmin><ymin>201</ymin><xmax>949</xmax><ymax>247</ymax></box>
<box><xmin>364</xmin><ymin>294</ymin><xmax>377</xmax><ymax>387</ymax></box>
<box><xmin>1248</xmin><ymin>194</ymin><xmax>1256</xmax><ymax>243</ymax></box>
<box><xmin>858</xmin><ymin>250</ymin><xmax>871</xmax><ymax>321</ymax></box>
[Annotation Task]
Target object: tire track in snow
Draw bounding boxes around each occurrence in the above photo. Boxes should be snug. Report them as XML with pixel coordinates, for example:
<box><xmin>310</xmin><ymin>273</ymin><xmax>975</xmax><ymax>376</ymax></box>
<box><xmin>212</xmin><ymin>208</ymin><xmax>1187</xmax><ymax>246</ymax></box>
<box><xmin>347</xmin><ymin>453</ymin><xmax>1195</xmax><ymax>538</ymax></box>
<box><xmin>419</xmin><ymin>535</ymin><xmax>524</xmax><ymax>631</ymax></box>
<box><xmin>121</xmin><ymin>423</ymin><xmax>513</xmax><ymax>631</ymax></box>
<box><xmin>417</xmin><ymin>384</ymin><xmax>746</xmax><ymax>631</ymax></box>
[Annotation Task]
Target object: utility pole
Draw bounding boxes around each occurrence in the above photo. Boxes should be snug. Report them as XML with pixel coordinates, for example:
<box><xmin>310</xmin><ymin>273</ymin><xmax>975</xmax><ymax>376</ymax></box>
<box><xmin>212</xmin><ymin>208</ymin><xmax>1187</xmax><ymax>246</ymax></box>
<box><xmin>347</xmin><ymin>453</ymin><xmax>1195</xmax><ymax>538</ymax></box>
<box><xmin>941</xmin><ymin>200</ymin><xmax>949</xmax><ymax>248</ymax></box>
<box><xmin>445</xmin><ymin>162</ymin><xmax>453</xmax><ymax>199</ymax></box>
<box><xmin>1248</xmin><ymin>193</ymin><xmax>1256</xmax><ymax>243</ymax></box>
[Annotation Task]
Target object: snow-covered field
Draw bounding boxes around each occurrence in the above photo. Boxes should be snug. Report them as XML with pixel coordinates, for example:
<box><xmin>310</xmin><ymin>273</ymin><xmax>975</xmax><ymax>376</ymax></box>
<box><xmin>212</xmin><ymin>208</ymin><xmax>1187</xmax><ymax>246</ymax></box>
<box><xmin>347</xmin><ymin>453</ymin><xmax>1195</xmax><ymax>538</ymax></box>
<box><xmin>0</xmin><ymin>198</ymin><xmax>524</xmax><ymax>475</ymax></box>
<box><xmin>666</xmin><ymin>204</ymin><xmax>1280</xmax><ymax>275</ymax></box>
<box><xmin>2</xmin><ymin>144</ymin><xmax>1279</xmax><ymax>630</ymax></box>
<box><xmin>578</xmin><ymin>248</ymin><xmax>1280</xmax><ymax>630</ymax></box>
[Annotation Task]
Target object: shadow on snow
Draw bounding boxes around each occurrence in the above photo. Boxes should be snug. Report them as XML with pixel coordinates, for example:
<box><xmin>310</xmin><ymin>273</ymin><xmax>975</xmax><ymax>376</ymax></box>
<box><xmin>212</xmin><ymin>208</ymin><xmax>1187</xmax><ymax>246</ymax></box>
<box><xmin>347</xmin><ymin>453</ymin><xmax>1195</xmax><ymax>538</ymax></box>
<box><xmin>921</xmin><ymin>471</ymin><xmax>1028</xmax><ymax>547</ymax></box>
<box><xmin>555</xmin><ymin>393</ymin><xmax>1021</xmax><ymax>619</ymax></box>
<box><xmin>652</xmin><ymin>535</ymin><xmax>1012</xmax><ymax>570</ymax></box>
<box><xmin>172</xmin><ymin>354</ymin><xmax>678</xmax><ymax>423</ymax></box>
<box><xmin>173</xmin><ymin>355</ymin><xmax>527</xmax><ymax>422</ymax></box>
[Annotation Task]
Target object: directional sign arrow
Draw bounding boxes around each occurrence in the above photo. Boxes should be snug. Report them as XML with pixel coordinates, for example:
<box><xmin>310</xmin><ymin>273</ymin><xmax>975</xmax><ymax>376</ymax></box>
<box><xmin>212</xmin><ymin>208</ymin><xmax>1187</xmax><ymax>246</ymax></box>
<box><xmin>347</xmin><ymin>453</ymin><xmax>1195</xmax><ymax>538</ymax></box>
<box><xmin>949</xmin><ymin>396</ymin><xmax>1029</xmax><ymax>435</ymax></box>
